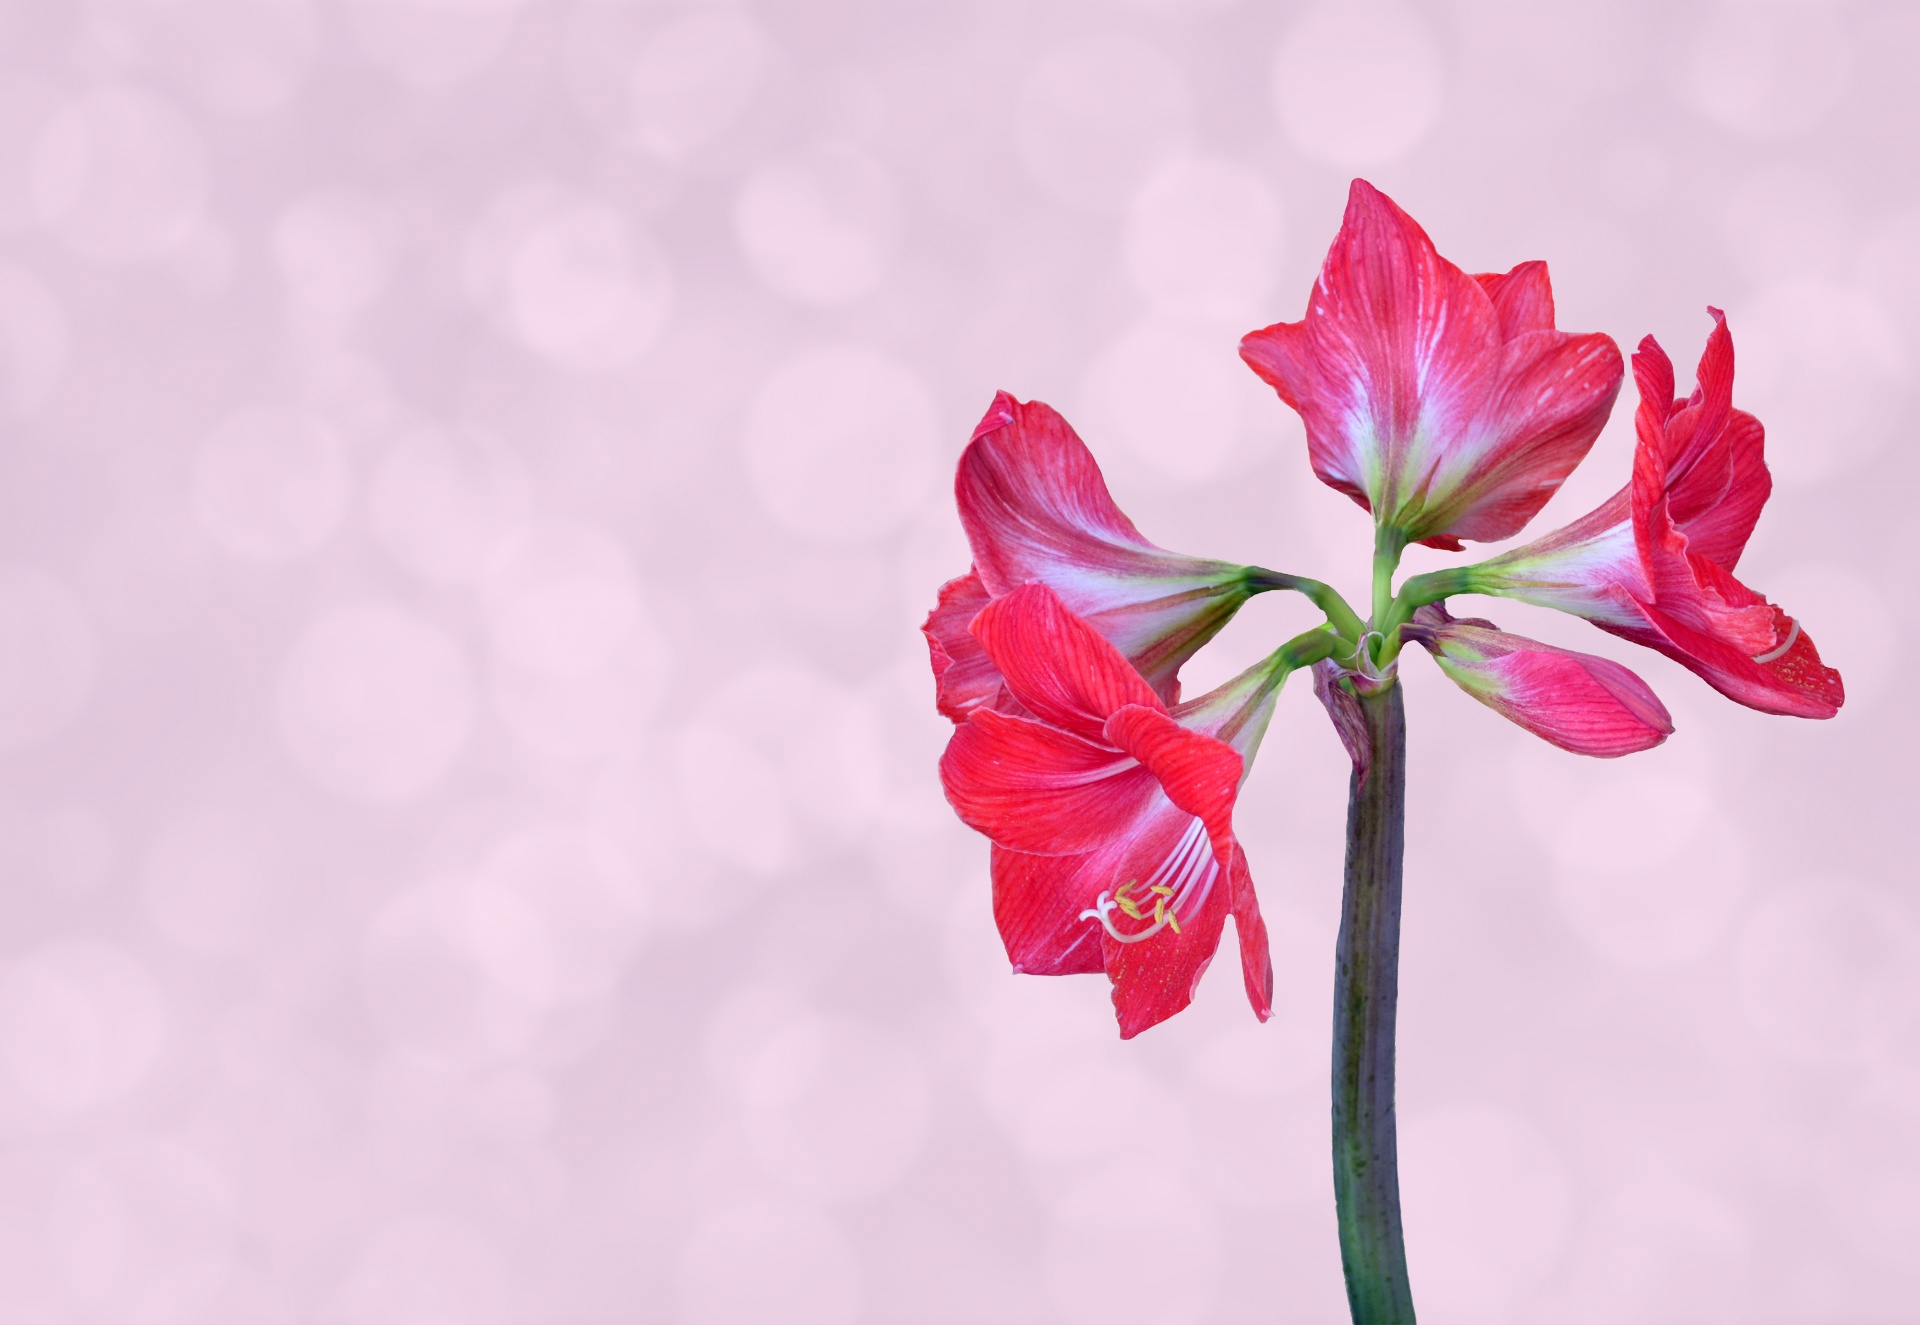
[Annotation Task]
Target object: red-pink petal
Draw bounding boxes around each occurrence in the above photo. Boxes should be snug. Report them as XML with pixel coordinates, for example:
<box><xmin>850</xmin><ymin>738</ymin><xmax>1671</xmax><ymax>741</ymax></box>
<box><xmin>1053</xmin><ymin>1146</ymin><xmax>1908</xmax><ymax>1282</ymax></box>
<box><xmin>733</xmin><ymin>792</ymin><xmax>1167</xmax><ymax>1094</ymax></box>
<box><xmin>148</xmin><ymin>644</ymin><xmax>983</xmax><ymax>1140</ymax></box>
<box><xmin>1100</xmin><ymin>812</ymin><xmax>1233</xmax><ymax>1040</ymax></box>
<box><xmin>1240</xmin><ymin>180</ymin><xmax>1621</xmax><ymax>545</ymax></box>
<box><xmin>957</xmin><ymin>393</ymin><xmax>1257</xmax><ymax>704</ymax></box>
<box><xmin>968</xmin><ymin>582</ymin><xmax>1162</xmax><ymax>740</ymax></box>
<box><xmin>1103</xmin><ymin>703</ymin><xmax>1243</xmax><ymax>865</ymax></box>
<box><xmin>992</xmin><ymin>844</ymin><xmax>1108</xmax><ymax>976</ymax></box>
<box><xmin>1227</xmin><ymin>846</ymin><xmax>1272</xmax><ymax>1023</ymax></box>
<box><xmin>1626</xmin><ymin>600</ymin><xmax>1844</xmax><ymax>719</ymax></box>
<box><xmin>922</xmin><ymin>571</ymin><xmax>1001</xmax><ymax>723</ymax></box>
<box><xmin>1474</xmin><ymin>260</ymin><xmax>1556</xmax><ymax>339</ymax></box>
<box><xmin>939</xmin><ymin>708</ymin><xmax>1156</xmax><ymax>856</ymax></box>
<box><xmin>1408</xmin><ymin>606</ymin><xmax>1672</xmax><ymax>757</ymax></box>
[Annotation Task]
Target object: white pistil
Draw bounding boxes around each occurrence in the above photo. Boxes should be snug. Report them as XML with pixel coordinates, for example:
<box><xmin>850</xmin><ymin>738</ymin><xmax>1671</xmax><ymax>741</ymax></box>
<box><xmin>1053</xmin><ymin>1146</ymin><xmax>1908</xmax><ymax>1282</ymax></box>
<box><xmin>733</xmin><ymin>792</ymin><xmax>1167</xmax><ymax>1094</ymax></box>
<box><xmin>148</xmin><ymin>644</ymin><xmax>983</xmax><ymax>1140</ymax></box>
<box><xmin>1752</xmin><ymin>617</ymin><xmax>1800</xmax><ymax>665</ymax></box>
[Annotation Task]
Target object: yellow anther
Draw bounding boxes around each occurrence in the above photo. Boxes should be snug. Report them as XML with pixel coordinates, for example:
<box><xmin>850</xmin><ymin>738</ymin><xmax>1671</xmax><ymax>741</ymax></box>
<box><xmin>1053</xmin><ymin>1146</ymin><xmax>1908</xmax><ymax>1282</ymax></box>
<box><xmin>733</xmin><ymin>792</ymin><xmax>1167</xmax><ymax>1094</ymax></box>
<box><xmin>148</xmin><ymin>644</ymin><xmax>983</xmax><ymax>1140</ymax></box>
<box><xmin>1168</xmin><ymin>912</ymin><xmax>1181</xmax><ymax>934</ymax></box>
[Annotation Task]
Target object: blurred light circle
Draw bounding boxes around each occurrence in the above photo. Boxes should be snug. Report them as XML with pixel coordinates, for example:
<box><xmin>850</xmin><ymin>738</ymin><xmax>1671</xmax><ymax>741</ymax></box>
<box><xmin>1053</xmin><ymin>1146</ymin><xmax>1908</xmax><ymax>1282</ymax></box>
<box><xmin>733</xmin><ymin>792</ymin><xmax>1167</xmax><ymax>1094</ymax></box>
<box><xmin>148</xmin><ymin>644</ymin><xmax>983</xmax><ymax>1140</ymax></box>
<box><xmin>31</xmin><ymin>85</ymin><xmax>207</xmax><ymax>262</ymax></box>
<box><xmin>274</xmin><ymin>601</ymin><xmax>476</xmax><ymax>805</ymax></box>
<box><xmin>462</xmin><ymin>824</ymin><xmax>647</xmax><ymax>1009</ymax></box>
<box><xmin>363</xmin><ymin>882</ymin><xmax>489</xmax><ymax>1052</ymax></box>
<box><xmin>735</xmin><ymin>1016</ymin><xmax>931</xmax><ymax>1203</ymax></box>
<box><xmin>47</xmin><ymin>1139</ymin><xmax>236</xmax><ymax>1323</ymax></box>
<box><xmin>0</xmin><ymin>565</ymin><xmax>94</xmax><ymax>752</ymax></box>
<box><xmin>735</xmin><ymin>144</ymin><xmax>898</xmax><ymax>306</ymax></box>
<box><xmin>1688</xmin><ymin>6</ymin><xmax>1848</xmax><ymax>138</ymax></box>
<box><xmin>1273</xmin><ymin>2</ymin><xmax>1442</xmax><ymax>169</ymax></box>
<box><xmin>1187</xmin><ymin>1082</ymin><xmax>1325</xmax><ymax>1211</ymax></box>
<box><xmin>1124</xmin><ymin>155</ymin><xmax>1284</xmax><ymax>325</ymax></box>
<box><xmin>1077</xmin><ymin>319</ymin><xmax>1253</xmax><ymax>487</ymax></box>
<box><xmin>1735</xmin><ymin>880</ymin><xmax>1919</xmax><ymax>1065</ymax></box>
<box><xmin>329</xmin><ymin>1216</ymin><xmax>508</xmax><ymax>1325</ymax></box>
<box><xmin>1722</xmin><ymin>168</ymin><xmax>1848</xmax><ymax>286</ymax></box>
<box><xmin>141</xmin><ymin>810</ymin><xmax>276</xmax><ymax>958</ymax></box>
<box><xmin>743</xmin><ymin>344</ymin><xmax>938</xmax><ymax>546</ymax></box>
<box><xmin>342</xmin><ymin>0</ymin><xmax>523</xmax><ymax>89</ymax></box>
<box><xmin>1547</xmin><ymin>773</ymin><xmax>1749</xmax><ymax>966</ymax></box>
<box><xmin>1399</xmin><ymin>1102</ymin><xmax>1573</xmax><ymax>1320</ymax></box>
<box><xmin>192</xmin><ymin>405</ymin><xmax>350</xmax><ymax>564</ymax></box>
<box><xmin>673</xmin><ymin>722</ymin><xmax>792</xmax><ymax>876</ymax></box>
<box><xmin>273</xmin><ymin>193</ymin><xmax>391</xmax><ymax>332</ymax></box>
<box><xmin>507</xmin><ymin>203</ymin><xmax>673</xmax><ymax>372</ymax></box>
<box><xmin>630</xmin><ymin>10</ymin><xmax>769</xmax><ymax>162</ymax></box>
<box><xmin>1</xmin><ymin>942</ymin><xmax>168</xmax><ymax>1115</ymax></box>
<box><xmin>136</xmin><ymin>0</ymin><xmax>318</xmax><ymax>117</ymax></box>
<box><xmin>1045</xmin><ymin>1170</ymin><xmax>1223</xmax><ymax>1325</ymax></box>
<box><xmin>1730</xmin><ymin>281</ymin><xmax>1904</xmax><ymax>486</ymax></box>
<box><xmin>706</xmin><ymin>665</ymin><xmax>888</xmax><ymax>844</ymax></box>
<box><xmin>1564</xmin><ymin>1171</ymin><xmax>1749</xmax><ymax>1320</ymax></box>
<box><xmin>0</xmin><ymin>264</ymin><xmax>70</xmax><ymax>413</ymax></box>
<box><xmin>979</xmin><ymin>1042</ymin><xmax>1152</xmax><ymax>1166</ymax></box>
<box><xmin>481</xmin><ymin>522</ymin><xmax>659</xmax><ymax>683</ymax></box>
<box><xmin>1016</xmin><ymin>35</ymin><xmax>1193</xmax><ymax>213</ymax></box>
<box><xmin>370</xmin><ymin>426</ymin><xmax>532</xmax><ymax>587</ymax></box>
<box><xmin>678</xmin><ymin>1200</ymin><xmax>862</xmax><ymax>1325</ymax></box>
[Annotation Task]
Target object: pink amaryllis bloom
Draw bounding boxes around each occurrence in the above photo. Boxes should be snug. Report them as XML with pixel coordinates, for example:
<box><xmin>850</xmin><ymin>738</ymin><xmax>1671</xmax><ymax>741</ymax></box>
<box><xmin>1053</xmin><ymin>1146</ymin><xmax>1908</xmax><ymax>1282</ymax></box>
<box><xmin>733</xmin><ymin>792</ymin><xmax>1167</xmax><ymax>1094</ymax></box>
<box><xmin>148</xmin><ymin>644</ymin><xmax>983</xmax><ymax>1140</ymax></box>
<box><xmin>925</xmin><ymin>393</ymin><xmax>1274</xmax><ymax>722</ymax></box>
<box><xmin>1402</xmin><ymin>605</ymin><xmax>1672</xmax><ymax>756</ymax></box>
<box><xmin>938</xmin><ymin>582</ymin><xmax>1289</xmax><ymax>1038</ymax></box>
<box><xmin>1240</xmin><ymin>180</ymin><xmax>1624</xmax><ymax>550</ymax></box>
<box><xmin>1470</xmin><ymin>310</ymin><xmax>1844</xmax><ymax>719</ymax></box>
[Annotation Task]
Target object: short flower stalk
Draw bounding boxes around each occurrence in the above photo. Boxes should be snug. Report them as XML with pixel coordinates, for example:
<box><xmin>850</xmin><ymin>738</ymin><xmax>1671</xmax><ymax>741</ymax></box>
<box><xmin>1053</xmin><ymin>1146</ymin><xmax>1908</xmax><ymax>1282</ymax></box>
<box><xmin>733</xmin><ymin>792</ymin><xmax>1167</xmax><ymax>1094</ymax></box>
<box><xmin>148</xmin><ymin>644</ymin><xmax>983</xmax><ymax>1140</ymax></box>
<box><xmin>923</xmin><ymin>179</ymin><xmax>1842</xmax><ymax>1322</ymax></box>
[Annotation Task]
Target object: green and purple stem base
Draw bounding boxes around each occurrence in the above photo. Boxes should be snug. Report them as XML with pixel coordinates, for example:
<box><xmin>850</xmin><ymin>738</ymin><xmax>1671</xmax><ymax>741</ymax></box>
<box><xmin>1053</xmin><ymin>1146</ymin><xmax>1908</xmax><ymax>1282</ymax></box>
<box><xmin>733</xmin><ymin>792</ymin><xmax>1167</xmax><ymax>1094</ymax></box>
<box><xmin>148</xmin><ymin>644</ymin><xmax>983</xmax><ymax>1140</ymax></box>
<box><xmin>1332</xmin><ymin>682</ymin><xmax>1416</xmax><ymax>1323</ymax></box>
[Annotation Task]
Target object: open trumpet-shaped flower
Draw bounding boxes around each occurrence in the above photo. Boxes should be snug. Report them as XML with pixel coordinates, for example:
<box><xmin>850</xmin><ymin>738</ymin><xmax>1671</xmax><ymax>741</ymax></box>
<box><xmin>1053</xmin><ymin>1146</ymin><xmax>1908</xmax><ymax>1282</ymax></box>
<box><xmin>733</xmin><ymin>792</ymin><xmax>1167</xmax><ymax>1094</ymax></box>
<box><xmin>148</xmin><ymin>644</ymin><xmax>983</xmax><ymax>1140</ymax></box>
<box><xmin>1469</xmin><ymin>310</ymin><xmax>1844</xmax><ymax>718</ymax></box>
<box><xmin>1402</xmin><ymin>604</ymin><xmax>1672</xmax><ymax>756</ymax></box>
<box><xmin>938</xmin><ymin>582</ymin><xmax>1311</xmax><ymax>1038</ymax></box>
<box><xmin>1240</xmin><ymin>180</ymin><xmax>1624</xmax><ymax>549</ymax></box>
<box><xmin>925</xmin><ymin>393</ymin><xmax>1278</xmax><ymax>721</ymax></box>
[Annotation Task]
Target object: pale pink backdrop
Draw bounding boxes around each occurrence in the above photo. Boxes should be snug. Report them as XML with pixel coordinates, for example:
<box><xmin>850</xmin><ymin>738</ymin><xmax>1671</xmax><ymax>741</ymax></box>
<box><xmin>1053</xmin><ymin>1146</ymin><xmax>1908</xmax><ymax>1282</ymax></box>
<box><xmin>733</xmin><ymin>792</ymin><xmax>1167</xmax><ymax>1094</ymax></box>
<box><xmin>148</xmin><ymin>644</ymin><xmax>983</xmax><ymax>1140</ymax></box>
<box><xmin>0</xmin><ymin>1</ymin><xmax>1913</xmax><ymax>1321</ymax></box>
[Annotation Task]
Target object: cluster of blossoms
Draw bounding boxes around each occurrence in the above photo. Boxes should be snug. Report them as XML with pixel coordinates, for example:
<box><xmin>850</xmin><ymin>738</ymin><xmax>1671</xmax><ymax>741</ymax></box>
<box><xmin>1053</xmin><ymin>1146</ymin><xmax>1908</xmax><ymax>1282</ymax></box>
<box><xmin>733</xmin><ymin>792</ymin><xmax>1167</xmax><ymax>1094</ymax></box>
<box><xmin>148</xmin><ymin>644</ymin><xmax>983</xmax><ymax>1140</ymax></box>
<box><xmin>925</xmin><ymin>180</ymin><xmax>1842</xmax><ymax>1039</ymax></box>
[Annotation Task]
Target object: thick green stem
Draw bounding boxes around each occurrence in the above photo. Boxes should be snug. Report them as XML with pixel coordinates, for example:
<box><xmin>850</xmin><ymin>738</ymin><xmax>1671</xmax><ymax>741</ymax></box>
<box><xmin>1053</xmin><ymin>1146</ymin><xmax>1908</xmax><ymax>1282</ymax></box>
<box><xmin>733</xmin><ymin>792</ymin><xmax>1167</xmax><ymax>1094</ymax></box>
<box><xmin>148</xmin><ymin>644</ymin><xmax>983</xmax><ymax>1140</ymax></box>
<box><xmin>1369</xmin><ymin>528</ymin><xmax>1406</xmax><ymax>637</ymax></box>
<box><xmin>1332</xmin><ymin>682</ymin><xmax>1415</xmax><ymax>1323</ymax></box>
<box><xmin>1378</xmin><ymin>566</ymin><xmax>1476</xmax><ymax>641</ymax></box>
<box><xmin>1248</xmin><ymin>569</ymin><xmax>1367</xmax><ymax>643</ymax></box>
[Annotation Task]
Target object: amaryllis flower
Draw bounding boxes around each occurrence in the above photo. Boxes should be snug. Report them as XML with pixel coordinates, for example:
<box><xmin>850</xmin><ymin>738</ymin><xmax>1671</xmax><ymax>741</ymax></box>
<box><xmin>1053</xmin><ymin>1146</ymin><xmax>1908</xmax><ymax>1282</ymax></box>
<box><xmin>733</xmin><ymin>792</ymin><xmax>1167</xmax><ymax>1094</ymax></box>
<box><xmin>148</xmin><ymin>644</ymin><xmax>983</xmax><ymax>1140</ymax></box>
<box><xmin>1239</xmin><ymin>180</ymin><xmax>1623</xmax><ymax>550</ymax></box>
<box><xmin>1402</xmin><ymin>605</ymin><xmax>1672</xmax><ymax>756</ymax></box>
<box><xmin>1469</xmin><ymin>310</ymin><xmax>1844</xmax><ymax>719</ymax></box>
<box><xmin>925</xmin><ymin>392</ymin><xmax>1276</xmax><ymax>721</ymax></box>
<box><xmin>938</xmin><ymin>582</ymin><xmax>1294</xmax><ymax>1038</ymax></box>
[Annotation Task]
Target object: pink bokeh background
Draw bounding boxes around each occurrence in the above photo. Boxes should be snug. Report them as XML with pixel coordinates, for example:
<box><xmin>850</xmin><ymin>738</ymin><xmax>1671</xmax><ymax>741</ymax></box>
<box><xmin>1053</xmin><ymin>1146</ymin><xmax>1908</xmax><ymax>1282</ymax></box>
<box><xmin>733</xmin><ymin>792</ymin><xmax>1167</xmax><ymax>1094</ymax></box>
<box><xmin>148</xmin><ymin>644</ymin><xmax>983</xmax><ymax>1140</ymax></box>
<box><xmin>0</xmin><ymin>1</ymin><xmax>1914</xmax><ymax>1320</ymax></box>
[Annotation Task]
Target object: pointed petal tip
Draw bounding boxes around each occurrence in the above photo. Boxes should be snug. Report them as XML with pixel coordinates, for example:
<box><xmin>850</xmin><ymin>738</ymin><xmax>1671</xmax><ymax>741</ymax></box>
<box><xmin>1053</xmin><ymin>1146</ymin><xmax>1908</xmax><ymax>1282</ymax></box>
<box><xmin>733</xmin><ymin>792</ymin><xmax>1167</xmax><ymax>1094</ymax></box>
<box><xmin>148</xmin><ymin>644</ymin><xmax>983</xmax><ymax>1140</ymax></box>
<box><xmin>970</xmin><ymin>391</ymin><xmax>1020</xmax><ymax>444</ymax></box>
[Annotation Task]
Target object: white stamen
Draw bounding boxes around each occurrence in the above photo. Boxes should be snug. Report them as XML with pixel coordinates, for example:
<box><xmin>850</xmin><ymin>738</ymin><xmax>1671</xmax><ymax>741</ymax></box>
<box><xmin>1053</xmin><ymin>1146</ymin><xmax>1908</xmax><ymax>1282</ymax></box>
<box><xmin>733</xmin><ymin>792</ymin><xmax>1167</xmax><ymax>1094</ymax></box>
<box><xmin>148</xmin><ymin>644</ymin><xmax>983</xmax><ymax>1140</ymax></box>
<box><xmin>1077</xmin><ymin>818</ymin><xmax>1219</xmax><ymax>944</ymax></box>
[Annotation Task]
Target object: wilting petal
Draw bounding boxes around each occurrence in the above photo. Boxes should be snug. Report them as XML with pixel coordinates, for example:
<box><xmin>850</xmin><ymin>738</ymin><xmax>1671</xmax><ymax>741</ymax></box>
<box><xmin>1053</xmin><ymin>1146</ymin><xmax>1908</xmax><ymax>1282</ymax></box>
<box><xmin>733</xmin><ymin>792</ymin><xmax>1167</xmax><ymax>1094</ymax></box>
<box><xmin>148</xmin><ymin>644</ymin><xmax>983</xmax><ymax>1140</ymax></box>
<box><xmin>923</xmin><ymin>571</ymin><xmax>1000</xmax><ymax>722</ymax></box>
<box><xmin>958</xmin><ymin>392</ymin><xmax>1259</xmax><ymax>702</ymax></box>
<box><xmin>1240</xmin><ymin>180</ymin><xmax>1622</xmax><ymax>547</ymax></box>
<box><xmin>1406</xmin><ymin>605</ymin><xmax>1672</xmax><ymax>757</ymax></box>
<box><xmin>940</xmin><ymin>708</ymin><xmax>1159</xmax><ymax>855</ymax></box>
<box><xmin>969</xmin><ymin>582</ymin><xmax>1162</xmax><ymax>739</ymax></box>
